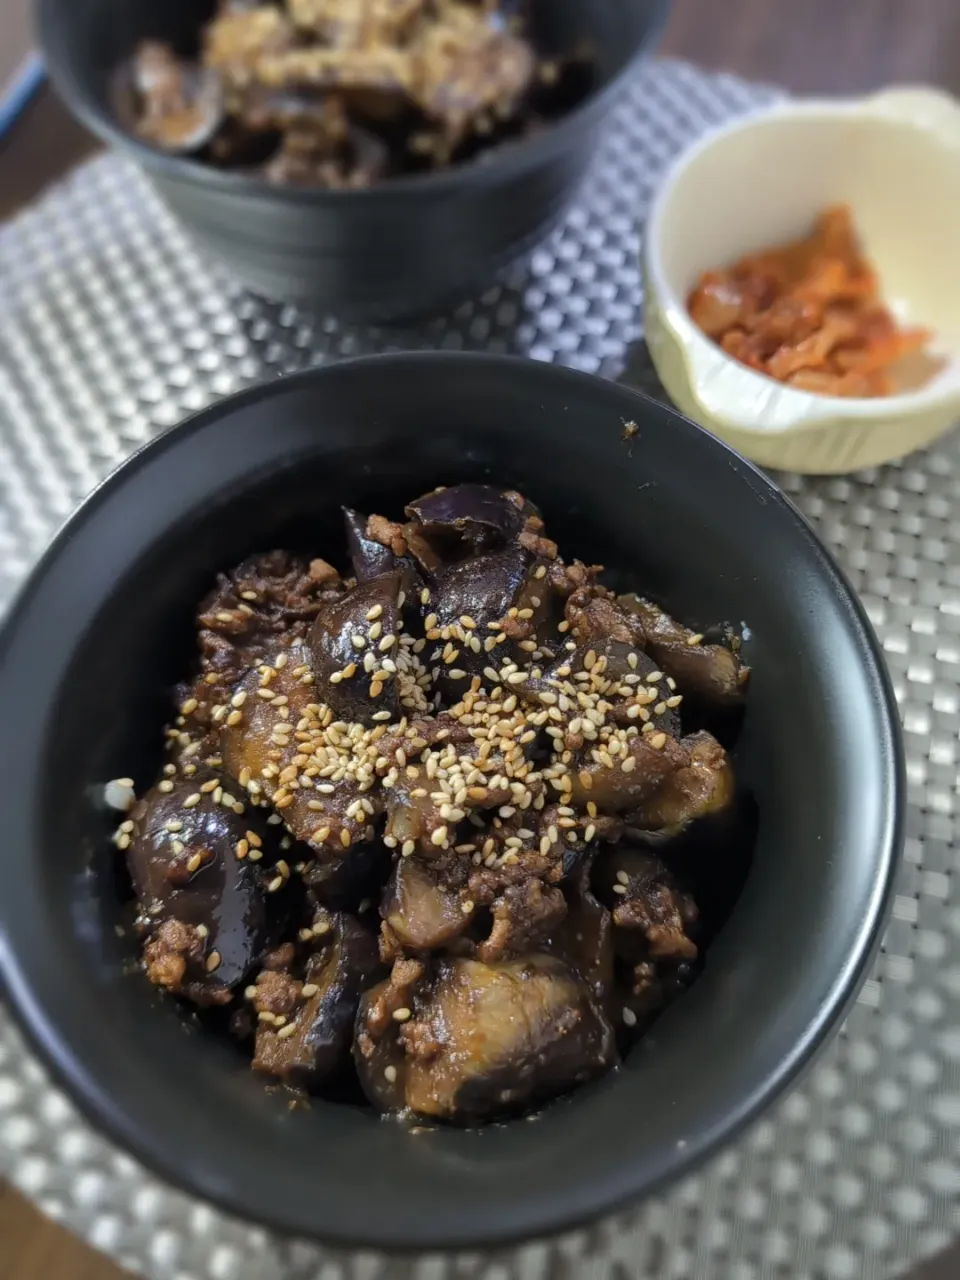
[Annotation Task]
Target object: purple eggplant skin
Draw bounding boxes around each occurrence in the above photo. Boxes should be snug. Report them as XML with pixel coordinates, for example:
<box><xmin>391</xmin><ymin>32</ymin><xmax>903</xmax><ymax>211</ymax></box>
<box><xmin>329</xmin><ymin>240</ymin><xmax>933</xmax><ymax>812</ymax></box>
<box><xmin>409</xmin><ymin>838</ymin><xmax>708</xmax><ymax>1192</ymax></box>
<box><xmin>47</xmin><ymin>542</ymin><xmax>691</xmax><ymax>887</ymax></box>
<box><xmin>344</xmin><ymin>508</ymin><xmax>399</xmax><ymax>583</ymax></box>
<box><xmin>252</xmin><ymin>914</ymin><xmax>382</xmax><ymax>1090</ymax></box>
<box><xmin>309</xmin><ymin>572</ymin><xmax>402</xmax><ymax>725</ymax></box>
<box><xmin>427</xmin><ymin>546</ymin><xmax>530</xmax><ymax>697</ymax></box>
<box><xmin>126</xmin><ymin>779</ymin><xmax>289</xmax><ymax>1004</ymax></box>
<box><xmin>405</xmin><ymin>484</ymin><xmax>541</xmax><ymax>551</ymax></box>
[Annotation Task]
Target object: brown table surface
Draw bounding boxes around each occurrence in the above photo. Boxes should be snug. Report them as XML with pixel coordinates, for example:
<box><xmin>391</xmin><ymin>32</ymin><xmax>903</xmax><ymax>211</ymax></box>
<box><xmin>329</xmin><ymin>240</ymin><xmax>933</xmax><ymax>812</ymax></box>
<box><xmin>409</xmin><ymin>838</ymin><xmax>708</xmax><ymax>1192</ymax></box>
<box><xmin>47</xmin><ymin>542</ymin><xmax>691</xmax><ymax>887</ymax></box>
<box><xmin>1</xmin><ymin>1</ymin><xmax>959</xmax><ymax>1278</ymax></box>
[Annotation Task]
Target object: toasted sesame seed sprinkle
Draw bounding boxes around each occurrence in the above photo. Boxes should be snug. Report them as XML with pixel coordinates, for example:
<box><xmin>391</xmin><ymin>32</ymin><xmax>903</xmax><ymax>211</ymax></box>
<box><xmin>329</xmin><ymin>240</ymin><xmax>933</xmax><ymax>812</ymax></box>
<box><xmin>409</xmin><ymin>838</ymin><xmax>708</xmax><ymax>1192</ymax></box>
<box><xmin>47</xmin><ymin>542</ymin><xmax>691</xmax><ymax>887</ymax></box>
<box><xmin>206</xmin><ymin>950</ymin><xmax>221</xmax><ymax>972</ymax></box>
<box><xmin>277</xmin><ymin>1022</ymin><xmax>298</xmax><ymax>1040</ymax></box>
<box><xmin>393</xmin><ymin>1007</ymin><xmax>412</xmax><ymax>1022</ymax></box>
<box><xmin>622</xmin><ymin>1007</ymin><xmax>638</xmax><ymax>1026</ymax></box>
<box><xmin>612</xmin><ymin>883</ymin><xmax>627</xmax><ymax>895</ymax></box>
<box><xmin>384</xmin><ymin>1064</ymin><xmax>398</xmax><ymax>1083</ymax></box>
<box><xmin>301</xmin><ymin>983</ymin><xmax>319</xmax><ymax>998</ymax></box>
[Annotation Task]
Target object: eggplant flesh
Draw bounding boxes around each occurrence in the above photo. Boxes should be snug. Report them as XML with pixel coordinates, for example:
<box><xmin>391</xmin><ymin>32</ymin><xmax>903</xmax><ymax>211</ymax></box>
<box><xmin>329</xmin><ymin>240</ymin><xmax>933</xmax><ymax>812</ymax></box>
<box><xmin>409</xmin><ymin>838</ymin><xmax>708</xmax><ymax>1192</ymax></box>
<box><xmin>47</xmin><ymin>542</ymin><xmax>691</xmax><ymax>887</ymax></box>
<box><xmin>376</xmin><ymin>955</ymin><xmax>617</xmax><ymax>1122</ymax></box>
<box><xmin>626</xmin><ymin>731</ymin><xmax>734</xmax><ymax>833</ymax></box>
<box><xmin>382</xmin><ymin>857</ymin><xmax>469</xmax><ymax>952</ymax></box>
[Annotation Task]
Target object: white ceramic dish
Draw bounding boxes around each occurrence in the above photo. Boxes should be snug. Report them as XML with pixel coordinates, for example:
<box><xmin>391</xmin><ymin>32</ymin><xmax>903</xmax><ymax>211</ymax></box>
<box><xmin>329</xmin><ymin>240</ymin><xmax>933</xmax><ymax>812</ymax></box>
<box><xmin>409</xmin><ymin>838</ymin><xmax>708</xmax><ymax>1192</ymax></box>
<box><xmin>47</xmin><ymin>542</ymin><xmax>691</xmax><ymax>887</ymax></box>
<box><xmin>644</xmin><ymin>86</ymin><xmax>960</xmax><ymax>473</ymax></box>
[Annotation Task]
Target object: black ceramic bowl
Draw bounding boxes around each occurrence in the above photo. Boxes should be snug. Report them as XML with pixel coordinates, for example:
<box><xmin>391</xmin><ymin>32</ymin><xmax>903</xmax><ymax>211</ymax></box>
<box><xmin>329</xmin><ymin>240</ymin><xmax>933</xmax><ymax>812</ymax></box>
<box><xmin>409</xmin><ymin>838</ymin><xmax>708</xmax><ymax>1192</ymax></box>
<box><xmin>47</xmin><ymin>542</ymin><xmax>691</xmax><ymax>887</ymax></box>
<box><xmin>0</xmin><ymin>354</ymin><xmax>902</xmax><ymax>1250</ymax></box>
<box><xmin>38</xmin><ymin>0</ymin><xmax>670</xmax><ymax>318</ymax></box>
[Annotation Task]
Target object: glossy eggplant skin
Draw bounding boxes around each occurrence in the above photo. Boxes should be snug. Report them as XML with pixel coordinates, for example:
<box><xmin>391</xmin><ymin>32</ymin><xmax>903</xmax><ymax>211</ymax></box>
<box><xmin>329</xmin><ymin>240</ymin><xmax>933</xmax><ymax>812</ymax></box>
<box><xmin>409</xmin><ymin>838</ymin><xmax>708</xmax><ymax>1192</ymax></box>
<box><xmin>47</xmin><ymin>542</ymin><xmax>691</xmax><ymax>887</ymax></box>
<box><xmin>343</xmin><ymin>508</ymin><xmax>398</xmax><ymax>583</ymax></box>
<box><xmin>355</xmin><ymin>954</ymin><xmax>617</xmax><ymax>1123</ymax></box>
<box><xmin>309</xmin><ymin>573</ymin><xmax>403</xmax><ymax>725</ymax></box>
<box><xmin>126</xmin><ymin>779</ymin><xmax>286</xmax><ymax>1004</ymax></box>
<box><xmin>343</xmin><ymin>508</ymin><xmax>424</xmax><ymax>600</ymax></box>
<box><xmin>253</xmin><ymin>914</ymin><xmax>381</xmax><ymax>1089</ymax></box>
<box><xmin>427</xmin><ymin>546</ymin><xmax>546</xmax><ymax>698</ymax></box>
<box><xmin>405</xmin><ymin>484</ymin><xmax>539</xmax><ymax>551</ymax></box>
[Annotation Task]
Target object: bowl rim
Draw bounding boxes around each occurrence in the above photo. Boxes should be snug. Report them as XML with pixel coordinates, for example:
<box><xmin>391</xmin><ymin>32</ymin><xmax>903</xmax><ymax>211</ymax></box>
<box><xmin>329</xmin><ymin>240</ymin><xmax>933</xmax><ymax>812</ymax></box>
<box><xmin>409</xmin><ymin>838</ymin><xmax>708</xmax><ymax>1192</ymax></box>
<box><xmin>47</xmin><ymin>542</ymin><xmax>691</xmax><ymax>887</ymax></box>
<box><xmin>37</xmin><ymin>0</ymin><xmax>671</xmax><ymax>204</ymax></box>
<box><xmin>645</xmin><ymin>95</ymin><xmax>960</xmax><ymax>425</ymax></box>
<box><xmin>0</xmin><ymin>352</ymin><xmax>905</xmax><ymax>1249</ymax></box>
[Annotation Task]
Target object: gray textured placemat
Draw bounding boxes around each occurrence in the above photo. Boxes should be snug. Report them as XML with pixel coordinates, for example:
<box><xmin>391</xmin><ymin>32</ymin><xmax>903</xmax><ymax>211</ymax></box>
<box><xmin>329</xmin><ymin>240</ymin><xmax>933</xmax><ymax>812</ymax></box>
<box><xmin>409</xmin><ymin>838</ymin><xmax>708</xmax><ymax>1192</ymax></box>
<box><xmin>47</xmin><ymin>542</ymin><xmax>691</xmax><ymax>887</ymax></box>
<box><xmin>1</xmin><ymin>57</ymin><xmax>959</xmax><ymax>1280</ymax></box>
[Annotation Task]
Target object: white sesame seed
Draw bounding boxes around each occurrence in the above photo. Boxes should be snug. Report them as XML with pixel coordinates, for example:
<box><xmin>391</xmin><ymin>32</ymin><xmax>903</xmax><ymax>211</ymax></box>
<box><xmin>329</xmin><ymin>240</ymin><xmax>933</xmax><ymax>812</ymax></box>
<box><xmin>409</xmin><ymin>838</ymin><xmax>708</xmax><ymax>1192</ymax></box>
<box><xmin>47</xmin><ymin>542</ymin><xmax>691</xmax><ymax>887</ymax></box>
<box><xmin>622</xmin><ymin>1007</ymin><xmax>638</xmax><ymax>1027</ymax></box>
<box><xmin>392</xmin><ymin>1007</ymin><xmax>412</xmax><ymax>1022</ymax></box>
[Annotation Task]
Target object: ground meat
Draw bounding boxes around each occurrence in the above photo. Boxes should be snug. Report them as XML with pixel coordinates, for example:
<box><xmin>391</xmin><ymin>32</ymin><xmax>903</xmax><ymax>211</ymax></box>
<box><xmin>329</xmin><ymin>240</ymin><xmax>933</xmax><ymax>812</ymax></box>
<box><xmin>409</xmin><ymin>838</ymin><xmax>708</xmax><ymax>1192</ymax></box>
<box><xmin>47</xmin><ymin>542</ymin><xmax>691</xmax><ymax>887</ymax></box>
<box><xmin>365</xmin><ymin>957</ymin><xmax>425</xmax><ymax>1037</ymax></box>
<box><xmin>142</xmin><ymin>919</ymin><xmax>232</xmax><ymax>1006</ymax></box>
<box><xmin>518</xmin><ymin>529</ymin><xmax>558</xmax><ymax>560</ymax></box>
<box><xmin>476</xmin><ymin>879</ymin><xmax>567</xmax><ymax>962</ymax></box>
<box><xmin>366</xmin><ymin>513</ymin><xmax>409</xmax><ymax>557</ymax></box>
<box><xmin>252</xmin><ymin>968</ymin><xmax>303</xmax><ymax>1017</ymax></box>
<box><xmin>566</xmin><ymin>588</ymin><xmax>645</xmax><ymax>648</ymax></box>
<box><xmin>613</xmin><ymin>859</ymin><xmax>699</xmax><ymax>961</ymax></box>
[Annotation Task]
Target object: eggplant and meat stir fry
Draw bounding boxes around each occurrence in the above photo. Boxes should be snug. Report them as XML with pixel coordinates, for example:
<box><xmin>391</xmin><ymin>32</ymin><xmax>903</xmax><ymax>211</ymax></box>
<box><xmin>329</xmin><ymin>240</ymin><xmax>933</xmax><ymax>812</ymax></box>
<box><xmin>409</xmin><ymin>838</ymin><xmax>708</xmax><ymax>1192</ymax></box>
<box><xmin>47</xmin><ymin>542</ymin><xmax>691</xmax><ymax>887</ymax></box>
<box><xmin>116</xmin><ymin>0</ymin><xmax>596</xmax><ymax>187</ymax></box>
<box><xmin>110</xmin><ymin>482</ymin><xmax>750</xmax><ymax>1125</ymax></box>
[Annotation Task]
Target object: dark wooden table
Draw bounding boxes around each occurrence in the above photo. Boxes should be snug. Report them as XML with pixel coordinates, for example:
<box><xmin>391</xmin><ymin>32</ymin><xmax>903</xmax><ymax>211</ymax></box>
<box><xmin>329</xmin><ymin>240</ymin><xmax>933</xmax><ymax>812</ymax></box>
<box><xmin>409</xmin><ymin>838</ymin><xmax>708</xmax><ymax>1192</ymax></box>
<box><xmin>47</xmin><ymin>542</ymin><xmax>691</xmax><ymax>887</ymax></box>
<box><xmin>1</xmin><ymin>1</ymin><xmax>959</xmax><ymax>1277</ymax></box>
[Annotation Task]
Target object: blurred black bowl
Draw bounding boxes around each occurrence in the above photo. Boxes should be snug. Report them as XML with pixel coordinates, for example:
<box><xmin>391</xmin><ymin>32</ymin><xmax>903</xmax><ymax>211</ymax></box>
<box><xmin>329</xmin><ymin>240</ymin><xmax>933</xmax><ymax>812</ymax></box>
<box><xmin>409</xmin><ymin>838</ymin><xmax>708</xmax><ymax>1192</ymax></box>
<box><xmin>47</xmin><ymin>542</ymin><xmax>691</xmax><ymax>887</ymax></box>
<box><xmin>0</xmin><ymin>354</ymin><xmax>902</xmax><ymax>1249</ymax></box>
<box><xmin>38</xmin><ymin>0</ymin><xmax>671</xmax><ymax>319</ymax></box>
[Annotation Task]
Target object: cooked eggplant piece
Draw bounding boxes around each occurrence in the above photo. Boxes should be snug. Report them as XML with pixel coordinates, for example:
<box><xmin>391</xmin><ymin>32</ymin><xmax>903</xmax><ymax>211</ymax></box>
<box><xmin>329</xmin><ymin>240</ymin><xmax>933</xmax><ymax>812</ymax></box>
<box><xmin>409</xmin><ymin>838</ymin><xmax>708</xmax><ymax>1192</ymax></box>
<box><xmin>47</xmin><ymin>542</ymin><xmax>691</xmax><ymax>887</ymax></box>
<box><xmin>342</xmin><ymin>509</ymin><xmax>424</xmax><ymax>601</ymax></box>
<box><xmin>220</xmin><ymin>644</ymin><xmax>383</xmax><ymax>876</ymax></box>
<box><xmin>618</xmin><ymin>595</ymin><xmax>749</xmax><ymax>706</ymax></box>
<box><xmin>382</xmin><ymin>856</ymin><xmax>470</xmax><ymax>951</ymax></box>
<box><xmin>474</xmin><ymin>879</ymin><xmax>567</xmax><ymax>962</ymax></box>
<box><xmin>394</xmin><ymin>956</ymin><xmax>617</xmax><ymax>1121</ymax></box>
<box><xmin>595</xmin><ymin>847</ymin><xmax>699</xmax><ymax>964</ymax></box>
<box><xmin>556</xmin><ymin>862</ymin><xmax>614</xmax><ymax>1003</ymax></box>
<box><xmin>122</xmin><ymin>42</ymin><xmax>225</xmax><ymax>154</ymax></box>
<box><xmin>381</xmin><ymin>726</ymin><xmax>512</xmax><ymax>856</ymax></box>
<box><xmin>309</xmin><ymin>573</ymin><xmax>403</xmax><ymax>725</ymax></box>
<box><xmin>353</xmin><ymin>969</ymin><xmax>418</xmax><ymax>1111</ymax></box>
<box><xmin>344</xmin><ymin>507</ymin><xmax>399</xmax><ymax>582</ymax></box>
<box><xmin>520</xmin><ymin>639</ymin><xmax>681</xmax><ymax>741</ymax></box>
<box><xmin>289</xmin><ymin>0</ymin><xmax>425</xmax><ymax>47</ymax></box>
<box><xmin>203</xmin><ymin>6</ymin><xmax>296</xmax><ymax>84</ymax></box>
<box><xmin>626</xmin><ymin>731</ymin><xmax>734</xmax><ymax>833</ymax></box>
<box><xmin>252</xmin><ymin>913</ymin><xmax>381</xmax><ymax>1088</ymax></box>
<box><xmin>412</xmin><ymin>10</ymin><xmax>536</xmax><ymax>142</ymax></box>
<box><xmin>566</xmin><ymin>731</ymin><xmax>687</xmax><ymax>812</ymax></box>
<box><xmin>126</xmin><ymin>779</ymin><xmax>286</xmax><ymax>1005</ymax></box>
<box><xmin>405</xmin><ymin>484</ymin><xmax>540</xmax><ymax>552</ymax></box>
<box><xmin>426</xmin><ymin>545</ymin><xmax>559</xmax><ymax>697</ymax></box>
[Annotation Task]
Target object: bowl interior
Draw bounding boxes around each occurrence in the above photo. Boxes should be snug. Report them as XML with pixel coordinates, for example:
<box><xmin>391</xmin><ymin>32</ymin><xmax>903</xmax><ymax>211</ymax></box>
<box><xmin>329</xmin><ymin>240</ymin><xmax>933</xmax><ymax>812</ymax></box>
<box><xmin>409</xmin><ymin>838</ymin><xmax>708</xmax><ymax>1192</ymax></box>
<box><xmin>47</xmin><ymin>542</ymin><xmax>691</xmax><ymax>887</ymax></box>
<box><xmin>0</xmin><ymin>356</ymin><xmax>901</xmax><ymax>1249</ymax></box>
<box><xmin>654</xmin><ymin>110</ymin><xmax>960</xmax><ymax>391</ymax></box>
